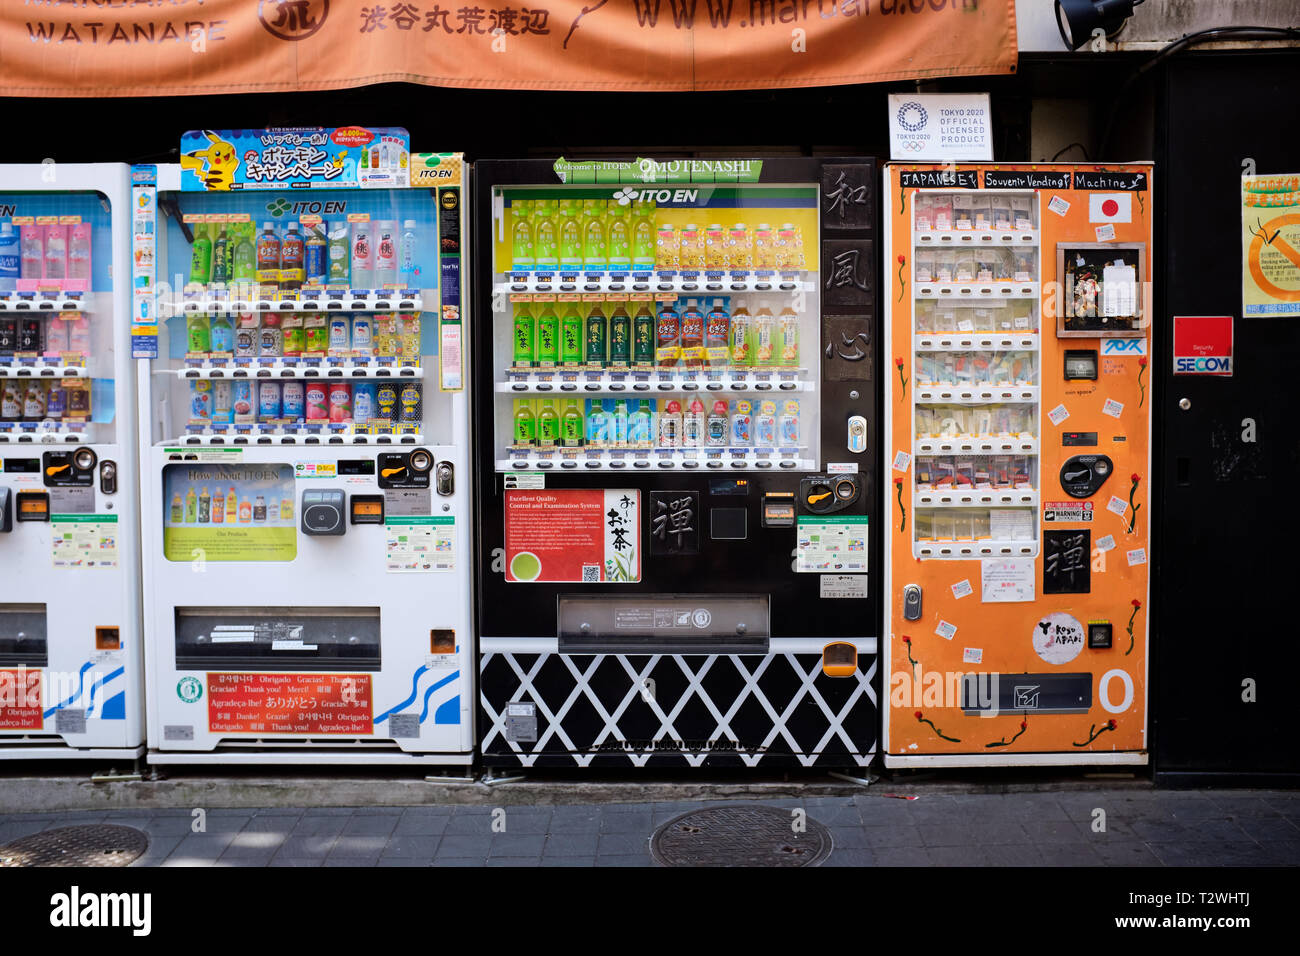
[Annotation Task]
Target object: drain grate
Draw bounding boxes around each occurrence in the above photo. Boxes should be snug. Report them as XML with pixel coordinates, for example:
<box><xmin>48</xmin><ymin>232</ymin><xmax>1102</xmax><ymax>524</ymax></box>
<box><xmin>650</xmin><ymin>804</ymin><xmax>832</xmax><ymax>867</ymax></box>
<box><xmin>0</xmin><ymin>825</ymin><xmax>149</xmax><ymax>868</ymax></box>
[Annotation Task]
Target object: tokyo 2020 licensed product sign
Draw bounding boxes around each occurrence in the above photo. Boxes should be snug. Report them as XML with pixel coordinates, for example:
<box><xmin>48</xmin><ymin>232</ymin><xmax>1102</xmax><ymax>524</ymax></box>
<box><xmin>162</xmin><ymin>464</ymin><xmax>297</xmax><ymax>562</ymax></box>
<box><xmin>504</xmin><ymin>489</ymin><xmax>640</xmax><ymax>583</ymax></box>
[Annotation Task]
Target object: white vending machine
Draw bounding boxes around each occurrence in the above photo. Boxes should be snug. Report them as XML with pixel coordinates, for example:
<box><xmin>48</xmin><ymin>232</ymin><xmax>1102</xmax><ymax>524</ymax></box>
<box><xmin>135</xmin><ymin>130</ymin><xmax>474</xmax><ymax>765</ymax></box>
<box><xmin>0</xmin><ymin>163</ymin><xmax>144</xmax><ymax>760</ymax></box>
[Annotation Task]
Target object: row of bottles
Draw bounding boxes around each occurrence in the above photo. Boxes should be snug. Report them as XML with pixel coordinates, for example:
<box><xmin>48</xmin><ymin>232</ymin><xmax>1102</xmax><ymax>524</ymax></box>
<box><xmin>1</xmin><ymin>378</ymin><xmax>92</xmax><ymax>423</ymax></box>
<box><xmin>511</xmin><ymin>296</ymin><xmax>799</xmax><ymax>369</ymax></box>
<box><xmin>170</xmin><ymin>485</ymin><xmax>293</xmax><ymax>525</ymax></box>
<box><xmin>512</xmin><ymin>397</ymin><xmax>801</xmax><ymax>449</ymax></box>
<box><xmin>184</xmin><ymin>311</ymin><xmax>420</xmax><ymax>361</ymax></box>
<box><xmin>0</xmin><ymin>313</ymin><xmax>92</xmax><ymax>358</ymax></box>
<box><xmin>0</xmin><ymin>220</ymin><xmax>93</xmax><ymax>288</ymax></box>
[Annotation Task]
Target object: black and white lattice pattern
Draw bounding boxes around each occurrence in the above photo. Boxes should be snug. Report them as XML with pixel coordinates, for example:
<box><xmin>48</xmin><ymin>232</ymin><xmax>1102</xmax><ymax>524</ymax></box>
<box><xmin>480</xmin><ymin>652</ymin><xmax>877</xmax><ymax>768</ymax></box>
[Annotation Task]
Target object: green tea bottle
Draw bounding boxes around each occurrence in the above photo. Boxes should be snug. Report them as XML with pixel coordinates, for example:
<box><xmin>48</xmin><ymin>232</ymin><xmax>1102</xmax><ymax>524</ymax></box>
<box><xmin>513</xmin><ymin>400</ymin><xmax>535</xmax><ymax>445</ymax></box>
<box><xmin>608</xmin><ymin>305</ymin><xmax>631</xmax><ymax>365</ymax></box>
<box><xmin>561</xmin><ymin>398</ymin><xmax>584</xmax><ymax>447</ymax></box>
<box><xmin>560</xmin><ymin>304</ymin><xmax>584</xmax><ymax>365</ymax></box>
<box><xmin>537</xmin><ymin>305</ymin><xmax>559</xmax><ymax>366</ymax></box>
<box><xmin>537</xmin><ymin>398</ymin><xmax>559</xmax><ymax>446</ymax></box>
<box><xmin>585</xmin><ymin>304</ymin><xmax>607</xmax><ymax>367</ymax></box>
<box><xmin>512</xmin><ymin>303</ymin><xmax>535</xmax><ymax>367</ymax></box>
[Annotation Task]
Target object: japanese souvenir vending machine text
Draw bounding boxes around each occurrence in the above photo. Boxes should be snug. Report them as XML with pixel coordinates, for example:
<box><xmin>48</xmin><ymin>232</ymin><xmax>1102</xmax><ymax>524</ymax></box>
<box><xmin>882</xmin><ymin>163</ymin><xmax>1153</xmax><ymax>767</ymax></box>
<box><xmin>0</xmin><ymin>164</ymin><xmax>143</xmax><ymax>759</ymax></box>
<box><xmin>134</xmin><ymin>130</ymin><xmax>474</xmax><ymax>764</ymax></box>
<box><xmin>474</xmin><ymin>157</ymin><xmax>879</xmax><ymax>769</ymax></box>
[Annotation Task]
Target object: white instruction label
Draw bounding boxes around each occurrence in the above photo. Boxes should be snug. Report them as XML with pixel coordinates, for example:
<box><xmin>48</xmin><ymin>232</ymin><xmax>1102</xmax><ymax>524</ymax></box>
<box><xmin>892</xmin><ymin>451</ymin><xmax>911</xmax><ymax>472</ymax></box>
<box><xmin>1096</xmin><ymin>534</ymin><xmax>1116</xmax><ymax>552</ymax></box>
<box><xmin>1106</xmin><ymin>495</ymin><xmax>1128</xmax><ymax>516</ymax></box>
<box><xmin>951</xmin><ymin>579</ymin><xmax>973</xmax><ymax>599</ymax></box>
<box><xmin>981</xmin><ymin>557</ymin><xmax>1035</xmax><ymax>603</ymax></box>
<box><xmin>935</xmin><ymin>620</ymin><xmax>957</xmax><ymax>641</ymax></box>
<box><xmin>1102</xmin><ymin>398</ymin><xmax>1124</xmax><ymax>418</ymax></box>
<box><xmin>1048</xmin><ymin>404</ymin><xmax>1070</xmax><ymax>426</ymax></box>
<box><xmin>1047</xmin><ymin>196</ymin><xmax>1070</xmax><ymax>217</ymax></box>
<box><xmin>1126</xmin><ymin>548</ymin><xmax>1147</xmax><ymax>566</ymax></box>
<box><xmin>820</xmin><ymin>575</ymin><xmax>868</xmax><ymax>599</ymax></box>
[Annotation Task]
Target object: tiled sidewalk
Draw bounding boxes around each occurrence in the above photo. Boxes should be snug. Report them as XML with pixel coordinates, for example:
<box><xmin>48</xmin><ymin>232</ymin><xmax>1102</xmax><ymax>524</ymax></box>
<box><xmin>0</xmin><ymin>789</ymin><xmax>1295</xmax><ymax>867</ymax></box>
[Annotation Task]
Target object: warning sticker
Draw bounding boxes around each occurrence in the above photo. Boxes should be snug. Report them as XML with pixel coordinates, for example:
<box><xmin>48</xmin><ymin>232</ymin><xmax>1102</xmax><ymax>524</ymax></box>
<box><xmin>1042</xmin><ymin>501</ymin><xmax>1094</xmax><ymax>522</ymax></box>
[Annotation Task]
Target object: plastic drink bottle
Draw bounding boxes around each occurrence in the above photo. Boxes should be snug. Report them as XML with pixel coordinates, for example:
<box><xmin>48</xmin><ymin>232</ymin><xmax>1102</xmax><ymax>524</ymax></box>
<box><xmin>513</xmin><ymin>399</ymin><xmax>536</xmax><ymax>445</ymax></box>
<box><xmin>585</xmin><ymin>400</ymin><xmax>607</xmax><ymax>445</ymax></box>
<box><xmin>186</xmin><ymin>313</ymin><xmax>210</xmax><ymax>353</ymax></box>
<box><xmin>209</xmin><ymin>313</ymin><xmax>234</xmax><ymax>353</ymax></box>
<box><xmin>233</xmin><ymin>381</ymin><xmax>255</xmax><ymax>424</ymax></box>
<box><xmin>351</xmin><ymin>314</ymin><xmax>373</xmax><ymax>354</ymax></box>
<box><xmin>513</xmin><ymin>303</ymin><xmax>535</xmax><ymax>366</ymax></box>
<box><xmin>327</xmin><ymin>315</ymin><xmax>349</xmax><ymax>354</ymax></box>
<box><xmin>170</xmin><ymin>494</ymin><xmax>183</xmax><ymax>523</ymax></box>
<box><xmin>279</xmin><ymin>222</ymin><xmax>304</xmax><ymax>289</ymax></box>
<box><xmin>327</xmin><ymin>226</ymin><xmax>350</xmax><ymax>284</ymax></box>
<box><xmin>608</xmin><ymin>305</ymin><xmax>631</xmax><ymax>365</ymax></box>
<box><xmin>585</xmin><ymin>304</ymin><xmax>607</xmax><ymax>366</ymax></box>
<box><xmin>233</xmin><ymin>225</ymin><xmax>256</xmax><ymax>283</ymax></box>
<box><xmin>633</xmin><ymin>304</ymin><xmax>654</xmax><ymax>366</ymax></box>
<box><xmin>706</xmin><ymin>400</ymin><xmax>729</xmax><ymax>446</ymax></box>
<box><xmin>581</xmin><ymin>200</ymin><xmax>605</xmax><ymax>270</ymax></box>
<box><xmin>211</xmin><ymin>490</ymin><xmax>225</xmax><ymax>524</ymax></box>
<box><xmin>655</xmin><ymin>300</ymin><xmax>680</xmax><ymax>367</ymax></box>
<box><xmin>352</xmin><ymin>382</ymin><xmax>376</xmax><ymax>423</ymax></box>
<box><xmin>605</xmin><ymin>201</ymin><xmax>631</xmax><ymax>270</ymax></box>
<box><xmin>43</xmin><ymin>225</ymin><xmax>68</xmax><ymax>280</ymax></box>
<box><xmin>399</xmin><ymin>220</ymin><xmax>417</xmax><ymax>284</ymax></box>
<box><xmin>729</xmin><ymin>298</ymin><xmax>752</xmax><ymax>365</ymax></box>
<box><xmin>349</xmin><ymin>223</ymin><xmax>374</xmax><ymax>288</ymax></box>
<box><xmin>610</xmin><ymin>398</ymin><xmax>628</xmax><ymax>445</ymax></box>
<box><xmin>679</xmin><ymin>298</ymin><xmax>704</xmax><ymax>366</ymax></box>
<box><xmin>225</xmin><ymin>487</ymin><xmax>237</xmax><ymax>523</ymax></box>
<box><xmin>212</xmin><ymin>380</ymin><xmax>232</xmax><ymax>424</ymax></box>
<box><xmin>303</xmin><ymin>312</ymin><xmax>327</xmax><ymax>353</ymax></box>
<box><xmin>45</xmin><ymin>315</ymin><xmax>70</xmax><ymax>354</ymax></box>
<box><xmin>755</xmin><ymin>399</ymin><xmax>777</xmax><ymax>446</ymax></box>
<box><xmin>536</xmin><ymin>306</ymin><xmax>559</xmax><ymax>366</ymax></box>
<box><xmin>258</xmin><ymin>381</ymin><xmax>282</xmax><ymax>421</ymax></box>
<box><xmin>20</xmin><ymin>226</ymin><xmax>42</xmax><ymax>281</ymax></box>
<box><xmin>628</xmin><ymin>399</ymin><xmax>651</xmax><ymax>445</ymax></box>
<box><xmin>779</xmin><ymin>399</ymin><xmax>800</xmax><ymax>446</ymax></box>
<box><xmin>678</xmin><ymin>224</ymin><xmax>703</xmax><ymax>270</ymax></box>
<box><xmin>256</xmin><ymin>222</ymin><xmax>281</xmax><ymax>281</ymax></box>
<box><xmin>704</xmin><ymin>224</ymin><xmax>726</xmax><ymax>270</ymax></box>
<box><xmin>561</xmin><ymin>398</ymin><xmax>584</xmax><ymax>447</ymax></box>
<box><xmin>259</xmin><ymin>312</ymin><xmax>283</xmax><ymax>357</ymax></box>
<box><xmin>511</xmin><ymin>199</ymin><xmax>534</xmax><ymax>270</ymax></box>
<box><xmin>198</xmin><ymin>487</ymin><xmax>211</xmax><ymax>523</ymax></box>
<box><xmin>185</xmin><ymin>487</ymin><xmax>197</xmax><ymax>523</ymax></box>
<box><xmin>558</xmin><ymin>200</ymin><xmax>584</xmax><ymax>271</ymax></box>
<box><xmin>188</xmin><ymin>224</ymin><xmax>212</xmax><ymax>285</ymax></box>
<box><xmin>189</xmin><ymin>380</ymin><xmax>212</xmax><ymax>422</ymax></box>
<box><xmin>754</xmin><ymin>300</ymin><xmax>776</xmax><ymax>366</ymax></box>
<box><xmin>560</xmin><ymin>304</ymin><xmax>583</xmax><ymax>365</ymax></box>
<box><xmin>658</xmin><ymin>399</ymin><xmax>681</xmax><ymax>448</ymax></box>
<box><xmin>753</xmin><ymin>224</ymin><xmax>775</xmax><ymax>269</ymax></box>
<box><xmin>656</xmin><ymin>224</ymin><xmax>678</xmax><ymax>270</ymax></box>
<box><xmin>705</xmin><ymin>298</ymin><xmax>730</xmax><ymax>366</ymax></box>
<box><xmin>731</xmin><ymin>399</ymin><xmax>753</xmax><ymax>445</ymax></box>
<box><xmin>728</xmin><ymin>223</ymin><xmax>752</xmax><ymax>270</ymax></box>
<box><xmin>632</xmin><ymin>201</ymin><xmax>656</xmax><ymax>271</ymax></box>
<box><xmin>682</xmin><ymin>397</ymin><xmax>705</xmax><ymax>447</ymax></box>
<box><xmin>22</xmin><ymin>380</ymin><xmax>47</xmax><ymax>422</ymax></box>
<box><xmin>778</xmin><ymin>304</ymin><xmax>799</xmax><ymax>366</ymax></box>
<box><xmin>281</xmin><ymin>313</ymin><xmax>304</xmax><ymax>356</ymax></box>
<box><xmin>533</xmin><ymin>201</ymin><xmax>559</xmax><ymax>270</ymax></box>
<box><xmin>211</xmin><ymin>226</ymin><xmax>232</xmax><ymax>284</ymax></box>
<box><xmin>0</xmin><ymin>223</ymin><xmax>19</xmax><ymax>290</ymax></box>
<box><xmin>46</xmin><ymin>382</ymin><xmax>66</xmax><ymax>420</ymax></box>
<box><xmin>537</xmin><ymin>398</ymin><xmax>559</xmax><ymax>446</ymax></box>
<box><xmin>304</xmin><ymin>225</ymin><xmax>327</xmax><ymax>285</ymax></box>
<box><xmin>373</xmin><ymin>221</ymin><xmax>398</xmax><ymax>286</ymax></box>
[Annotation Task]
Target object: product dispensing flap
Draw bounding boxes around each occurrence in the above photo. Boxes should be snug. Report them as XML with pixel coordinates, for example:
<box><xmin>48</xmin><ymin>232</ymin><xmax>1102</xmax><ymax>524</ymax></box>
<box><xmin>557</xmin><ymin>594</ymin><xmax>769</xmax><ymax>654</ymax></box>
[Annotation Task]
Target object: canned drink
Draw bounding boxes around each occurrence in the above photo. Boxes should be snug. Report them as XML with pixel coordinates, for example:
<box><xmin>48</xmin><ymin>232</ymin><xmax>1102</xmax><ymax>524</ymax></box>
<box><xmin>258</xmin><ymin>380</ymin><xmax>282</xmax><ymax>421</ymax></box>
<box><xmin>46</xmin><ymin>382</ymin><xmax>67</xmax><ymax>421</ymax></box>
<box><xmin>353</xmin><ymin>382</ymin><xmax>378</xmax><ymax>423</ymax></box>
<box><xmin>398</xmin><ymin>383</ymin><xmax>422</xmax><ymax>425</ymax></box>
<box><xmin>232</xmin><ymin>379</ymin><xmax>255</xmax><ymax>424</ymax></box>
<box><xmin>190</xmin><ymin>380</ymin><xmax>212</xmax><ymax>422</ymax></box>
<box><xmin>212</xmin><ymin>380</ymin><xmax>233</xmax><ymax>424</ymax></box>
<box><xmin>234</xmin><ymin>325</ymin><xmax>257</xmax><ymax>357</ymax></box>
<box><xmin>376</xmin><ymin>382</ymin><xmax>398</xmax><ymax>422</ymax></box>
<box><xmin>304</xmin><ymin>383</ymin><xmax>329</xmax><ymax>421</ymax></box>
<box><xmin>281</xmin><ymin>380</ymin><xmax>305</xmax><ymax>420</ymax></box>
<box><xmin>328</xmin><ymin>382</ymin><xmax>352</xmax><ymax>423</ymax></box>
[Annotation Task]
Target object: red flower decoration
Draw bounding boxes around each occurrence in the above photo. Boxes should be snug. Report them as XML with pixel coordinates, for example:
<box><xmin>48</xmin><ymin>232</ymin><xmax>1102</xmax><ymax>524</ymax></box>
<box><xmin>894</xmin><ymin>478</ymin><xmax>903</xmax><ymax>487</ymax></box>
<box><xmin>1020</xmin><ymin>720</ymin><xmax>1028</xmax><ymax>730</ymax></box>
<box><xmin>895</xmin><ymin>357</ymin><xmax>905</xmax><ymax>367</ymax></box>
<box><xmin>1108</xmin><ymin>719</ymin><xmax>1118</xmax><ymax>730</ymax></box>
<box><xmin>1131</xmin><ymin>599</ymin><xmax>1142</xmax><ymax>608</ymax></box>
<box><xmin>901</xmin><ymin>635</ymin><xmax>911</xmax><ymax>644</ymax></box>
<box><xmin>1138</xmin><ymin>356</ymin><xmax>1148</xmax><ymax>367</ymax></box>
<box><xmin>897</xmin><ymin>254</ymin><xmax>906</xmax><ymax>265</ymax></box>
<box><xmin>1130</xmin><ymin>473</ymin><xmax>1140</xmax><ymax>483</ymax></box>
<box><xmin>914</xmin><ymin>710</ymin><xmax>923</xmax><ymax>720</ymax></box>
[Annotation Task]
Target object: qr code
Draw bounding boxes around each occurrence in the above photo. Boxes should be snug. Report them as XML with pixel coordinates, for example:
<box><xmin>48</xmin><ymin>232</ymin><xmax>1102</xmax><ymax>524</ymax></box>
<box><xmin>582</xmin><ymin>565</ymin><xmax>601</xmax><ymax>583</ymax></box>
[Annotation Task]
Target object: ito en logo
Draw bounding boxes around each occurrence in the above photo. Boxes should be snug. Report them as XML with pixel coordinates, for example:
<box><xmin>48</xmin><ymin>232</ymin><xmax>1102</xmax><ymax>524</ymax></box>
<box><xmin>266</xmin><ymin>197</ymin><xmax>293</xmax><ymax>217</ymax></box>
<box><xmin>258</xmin><ymin>0</ymin><xmax>329</xmax><ymax>41</ymax></box>
<box><xmin>177</xmin><ymin>677</ymin><xmax>203</xmax><ymax>703</ymax></box>
<box><xmin>612</xmin><ymin>187</ymin><xmax>639</xmax><ymax>207</ymax></box>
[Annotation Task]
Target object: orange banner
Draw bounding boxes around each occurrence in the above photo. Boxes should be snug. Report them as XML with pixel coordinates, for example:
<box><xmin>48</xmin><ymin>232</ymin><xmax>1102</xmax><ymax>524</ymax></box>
<box><xmin>2</xmin><ymin>0</ymin><xmax>1016</xmax><ymax>96</ymax></box>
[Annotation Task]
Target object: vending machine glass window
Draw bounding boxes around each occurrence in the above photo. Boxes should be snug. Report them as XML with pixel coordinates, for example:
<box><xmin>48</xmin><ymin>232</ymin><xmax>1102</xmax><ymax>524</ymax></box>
<box><xmin>474</xmin><ymin>158</ymin><xmax>880</xmax><ymax>770</ymax></box>
<box><xmin>0</xmin><ymin>165</ymin><xmax>144</xmax><ymax>759</ymax></box>
<box><xmin>136</xmin><ymin>132</ymin><xmax>474</xmax><ymax>764</ymax></box>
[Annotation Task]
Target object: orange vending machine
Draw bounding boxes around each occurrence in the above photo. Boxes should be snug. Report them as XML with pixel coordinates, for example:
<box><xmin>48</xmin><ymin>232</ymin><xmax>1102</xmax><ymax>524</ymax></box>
<box><xmin>882</xmin><ymin>163</ymin><xmax>1153</xmax><ymax>767</ymax></box>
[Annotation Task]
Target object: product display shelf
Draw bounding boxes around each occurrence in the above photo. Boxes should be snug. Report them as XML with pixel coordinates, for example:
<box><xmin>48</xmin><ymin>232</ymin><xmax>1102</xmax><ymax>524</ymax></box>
<box><xmin>497</xmin><ymin>366</ymin><xmax>808</xmax><ymax>394</ymax></box>
<box><xmin>498</xmin><ymin>448</ymin><xmax>814</xmax><ymax>471</ymax></box>
<box><xmin>167</xmin><ymin>289</ymin><xmax>423</xmax><ymax>315</ymax></box>
<box><xmin>497</xmin><ymin>269</ymin><xmax>817</xmax><ymax>296</ymax></box>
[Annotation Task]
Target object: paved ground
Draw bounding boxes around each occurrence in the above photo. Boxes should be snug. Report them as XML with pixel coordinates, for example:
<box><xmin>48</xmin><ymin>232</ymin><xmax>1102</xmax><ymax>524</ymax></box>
<box><xmin>0</xmin><ymin>788</ymin><xmax>1296</xmax><ymax>866</ymax></box>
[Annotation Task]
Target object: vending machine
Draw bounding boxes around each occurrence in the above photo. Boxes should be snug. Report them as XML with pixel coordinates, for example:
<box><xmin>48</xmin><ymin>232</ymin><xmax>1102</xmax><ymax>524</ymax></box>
<box><xmin>473</xmin><ymin>157</ymin><xmax>879</xmax><ymax>769</ymax></box>
<box><xmin>135</xmin><ymin>130</ymin><xmax>474</xmax><ymax>764</ymax></box>
<box><xmin>0</xmin><ymin>164</ymin><xmax>144</xmax><ymax>759</ymax></box>
<box><xmin>882</xmin><ymin>163</ymin><xmax>1153</xmax><ymax>767</ymax></box>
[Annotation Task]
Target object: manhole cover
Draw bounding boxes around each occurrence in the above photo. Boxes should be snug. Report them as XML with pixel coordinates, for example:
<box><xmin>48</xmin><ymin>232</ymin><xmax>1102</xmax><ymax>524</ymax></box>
<box><xmin>0</xmin><ymin>825</ymin><xmax>149</xmax><ymax>867</ymax></box>
<box><xmin>650</xmin><ymin>804</ymin><xmax>832</xmax><ymax>867</ymax></box>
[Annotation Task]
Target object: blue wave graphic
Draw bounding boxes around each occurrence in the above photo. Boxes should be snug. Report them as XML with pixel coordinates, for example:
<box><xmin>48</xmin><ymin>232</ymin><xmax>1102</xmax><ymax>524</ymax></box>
<box><xmin>42</xmin><ymin>661</ymin><xmax>95</xmax><ymax>719</ymax></box>
<box><xmin>434</xmin><ymin>695</ymin><xmax>460</xmax><ymax>725</ymax></box>
<box><xmin>418</xmin><ymin>672</ymin><xmax>459</xmax><ymax>724</ymax></box>
<box><xmin>372</xmin><ymin>664</ymin><xmax>429</xmax><ymax>724</ymax></box>
<box><xmin>87</xmin><ymin>667</ymin><xmax>125</xmax><ymax>717</ymax></box>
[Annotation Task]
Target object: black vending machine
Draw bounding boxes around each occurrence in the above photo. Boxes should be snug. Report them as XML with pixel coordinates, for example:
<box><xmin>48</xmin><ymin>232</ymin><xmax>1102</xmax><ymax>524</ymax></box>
<box><xmin>473</xmin><ymin>156</ymin><xmax>879</xmax><ymax>769</ymax></box>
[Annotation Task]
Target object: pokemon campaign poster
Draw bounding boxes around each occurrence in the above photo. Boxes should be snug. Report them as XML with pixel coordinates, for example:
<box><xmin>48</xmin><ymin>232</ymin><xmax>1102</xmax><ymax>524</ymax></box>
<box><xmin>179</xmin><ymin>128</ymin><xmax>410</xmax><ymax>192</ymax></box>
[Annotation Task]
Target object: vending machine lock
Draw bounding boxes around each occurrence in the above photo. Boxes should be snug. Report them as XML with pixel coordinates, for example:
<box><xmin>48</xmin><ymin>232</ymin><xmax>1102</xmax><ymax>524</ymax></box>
<box><xmin>847</xmin><ymin>415</ymin><xmax>867</xmax><ymax>453</ymax></box>
<box><xmin>99</xmin><ymin>460</ymin><xmax>118</xmax><ymax>495</ymax></box>
<box><xmin>1059</xmin><ymin>454</ymin><xmax>1113</xmax><ymax>499</ymax></box>
<box><xmin>435</xmin><ymin>461</ymin><xmax>454</xmax><ymax>496</ymax></box>
<box><xmin>301</xmin><ymin>489</ymin><xmax>346</xmax><ymax>536</ymax></box>
<box><xmin>902</xmin><ymin>584</ymin><xmax>922</xmax><ymax>621</ymax></box>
